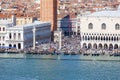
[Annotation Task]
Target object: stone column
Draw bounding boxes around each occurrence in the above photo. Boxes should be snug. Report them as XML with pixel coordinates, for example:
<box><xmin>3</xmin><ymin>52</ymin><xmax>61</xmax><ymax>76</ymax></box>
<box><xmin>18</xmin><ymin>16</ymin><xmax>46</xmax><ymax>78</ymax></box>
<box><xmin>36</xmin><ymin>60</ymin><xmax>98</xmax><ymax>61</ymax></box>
<box><xmin>59</xmin><ymin>31</ymin><xmax>62</xmax><ymax>50</ymax></box>
<box><xmin>32</xmin><ymin>26</ymin><xmax>36</xmax><ymax>49</ymax></box>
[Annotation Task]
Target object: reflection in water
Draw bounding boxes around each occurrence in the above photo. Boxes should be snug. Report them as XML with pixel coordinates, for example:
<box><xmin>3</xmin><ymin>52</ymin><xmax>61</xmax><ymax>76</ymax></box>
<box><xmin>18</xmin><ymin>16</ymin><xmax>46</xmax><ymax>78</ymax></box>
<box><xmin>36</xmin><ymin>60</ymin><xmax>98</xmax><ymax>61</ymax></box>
<box><xmin>0</xmin><ymin>59</ymin><xmax>119</xmax><ymax>80</ymax></box>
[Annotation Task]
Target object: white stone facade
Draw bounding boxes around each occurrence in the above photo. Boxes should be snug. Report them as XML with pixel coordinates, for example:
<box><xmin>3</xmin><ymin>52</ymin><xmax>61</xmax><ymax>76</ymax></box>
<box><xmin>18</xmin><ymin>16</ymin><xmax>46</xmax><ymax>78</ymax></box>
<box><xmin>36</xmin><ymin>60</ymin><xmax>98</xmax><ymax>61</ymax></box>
<box><xmin>0</xmin><ymin>20</ymin><xmax>51</xmax><ymax>49</ymax></box>
<box><xmin>79</xmin><ymin>13</ymin><xmax>120</xmax><ymax>50</ymax></box>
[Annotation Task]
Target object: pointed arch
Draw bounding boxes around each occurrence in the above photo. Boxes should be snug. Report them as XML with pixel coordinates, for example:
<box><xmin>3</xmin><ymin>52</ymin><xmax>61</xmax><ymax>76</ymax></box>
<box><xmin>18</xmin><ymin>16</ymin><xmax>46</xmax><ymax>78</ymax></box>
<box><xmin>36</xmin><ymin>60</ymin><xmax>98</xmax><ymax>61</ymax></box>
<box><xmin>91</xmin><ymin>36</ymin><xmax>93</xmax><ymax>40</ymax></box>
<box><xmin>111</xmin><ymin>37</ymin><xmax>113</xmax><ymax>41</ymax></box>
<box><xmin>88</xmin><ymin>43</ymin><xmax>92</xmax><ymax>49</ymax></box>
<box><xmin>114</xmin><ymin>44</ymin><xmax>118</xmax><ymax>49</ymax></box>
<box><xmin>83</xmin><ymin>36</ymin><xmax>85</xmax><ymax>40</ymax></box>
<box><xmin>104</xmin><ymin>44</ymin><xmax>108</xmax><ymax>50</ymax></box>
<box><xmin>88</xmin><ymin>36</ymin><xmax>90</xmax><ymax>40</ymax></box>
<box><xmin>115</xmin><ymin>23</ymin><xmax>119</xmax><ymax>30</ymax></box>
<box><xmin>101</xmin><ymin>36</ymin><xmax>103</xmax><ymax>40</ymax></box>
<box><xmin>117</xmin><ymin>37</ymin><xmax>119</xmax><ymax>41</ymax></box>
<box><xmin>109</xmin><ymin>37</ymin><xmax>111</xmax><ymax>41</ymax></box>
<box><xmin>101</xmin><ymin>23</ymin><xmax>106</xmax><ymax>30</ymax></box>
<box><xmin>114</xmin><ymin>36</ymin><xmax>116</xmax><ymax>41</ymax></box>
<box><xmin>98</xmin><ymin>43</ymin><xmax>102</xmax><ymax>49</ymax></box>
<box><xmin>103</xmin><ymin>36</ymin><xmax>105</xmax><ymax>40</ymax></box>
<box><xmin>95</xmin><ymin>36</ymin><xmax>97</xmax><ymax>40</ymax></box>
<box><xmin>109</xmin><ymin>44</ymin><xmax>113</xmax><ymax>50</ymax></box>
<box><xmin>98</xmin><ymin>36</ymin><xmax>100</xmax><ymax>40</ymax></box>
<box><xmin>88</xmin><ymin>23</ymin><xmax>93</xmax><ymax>29</ymax></box>
<box><xmin>85</xmin><ymin>36</ymin><xmax>87</xmax><ymax>40</ymax></box>
<box><xmin>106</xmin><ymin>36</ymin><xmax>108</xmax><ymax>41</ymax></box>
<box><xmin>93</xmin><ymin>43</ymin><xmax>97</xmax><ymax>49</ymax></box>
<box><xmin>83</xmin><ymin>43</ymin><xmax>87</xmax><ymax>48</ymax></box>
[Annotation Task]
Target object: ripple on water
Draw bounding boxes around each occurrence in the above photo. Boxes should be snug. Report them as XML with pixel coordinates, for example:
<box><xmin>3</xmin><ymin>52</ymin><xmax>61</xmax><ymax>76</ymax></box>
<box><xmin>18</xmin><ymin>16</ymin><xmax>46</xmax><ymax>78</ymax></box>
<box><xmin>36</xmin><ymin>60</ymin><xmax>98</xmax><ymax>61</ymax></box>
<box><xmin>0</xmin><ymin>75</ymin><xmax>39</xmax><ymax>80</ymax></box>
<box><xmin>0</xmin><ymin>59</ymin><xmax>120</xmax><ymax>80</ymax></box>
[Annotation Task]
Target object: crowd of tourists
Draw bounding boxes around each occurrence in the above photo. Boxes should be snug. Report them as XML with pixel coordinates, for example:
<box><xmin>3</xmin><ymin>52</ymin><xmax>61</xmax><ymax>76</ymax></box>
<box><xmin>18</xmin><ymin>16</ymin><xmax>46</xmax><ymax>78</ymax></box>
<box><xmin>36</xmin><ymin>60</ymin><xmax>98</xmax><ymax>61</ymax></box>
<box><xmin>61</xmin><ymin>35</ymin><xmax>81</xmax><ymax>53</ymax></box>
<box><xmin>17</xmin><ymin>35</ymin><xmax>82</xmax><ymax>54</ymax></box>
<box><xmin>0</xmin><ymin>35</ymin><xmax>120</xmax><ymax>56</ymax></box>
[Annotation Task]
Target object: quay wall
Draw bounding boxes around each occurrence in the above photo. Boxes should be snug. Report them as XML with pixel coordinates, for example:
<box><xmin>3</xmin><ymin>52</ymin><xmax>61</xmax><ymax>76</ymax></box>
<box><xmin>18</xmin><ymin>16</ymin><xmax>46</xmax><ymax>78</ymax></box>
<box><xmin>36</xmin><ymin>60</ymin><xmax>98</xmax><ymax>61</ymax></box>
<box><xmin>0</xmin><ymin>53</ymin><xmax>120</xmax><ymax>61</ymax></box>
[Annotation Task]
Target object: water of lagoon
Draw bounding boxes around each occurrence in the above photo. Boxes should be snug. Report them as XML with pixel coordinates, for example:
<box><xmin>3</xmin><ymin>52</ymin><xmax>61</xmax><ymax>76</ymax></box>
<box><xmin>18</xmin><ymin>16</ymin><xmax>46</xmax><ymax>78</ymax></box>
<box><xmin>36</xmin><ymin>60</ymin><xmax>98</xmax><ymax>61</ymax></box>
<box><xmin>0</xmin><ymin>59</ymin><xmax>119</xmax><ymax>80</ymax></box>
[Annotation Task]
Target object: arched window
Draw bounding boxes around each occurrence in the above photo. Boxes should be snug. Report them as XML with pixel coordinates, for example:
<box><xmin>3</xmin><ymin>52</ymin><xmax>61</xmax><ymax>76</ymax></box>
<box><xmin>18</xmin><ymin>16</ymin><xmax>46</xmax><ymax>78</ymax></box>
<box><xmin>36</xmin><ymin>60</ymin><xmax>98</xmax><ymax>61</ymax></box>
<box><xmin>83</xmin><ymin>43</ymin><xmax>87</xmax><ymax>48</ymax></box>
<box><xmin>9</xmin><ymin>44</ymin><xmax>12</xmax><ymax>49</ymax></box>
<box><xmin>117</xmin><ymin>37</ymin><xmax>119</xmax><ymax>41</ymax></box>
<box><xmin>13</xmin><ymin>44</ymin><xmax>16</xmax><ymax>48</ymax></box>
<box><xmin>78</xmin><ymin>26</ymin><xmax>80</xmax><ymax>29</ymax></box>
<box><xmin>85</xmin><ymin>36</ymin><xmax>87</xmax><ymax>40</ymax></box>
<box><xmin>88</xmin><ymin>36</ymin><xmax>90</xmax><ymax>40</ymax></box>
<box><xmin>106</xmin><ymin>37</ymin><xmax>108</xmax><ymax>41</ymax></box>
<box><xmin>9</xmin><ymin>33</ymin><xmax>12</xmax><ymax>39</ymax></box>
<box><xmin>13</xmin><ymin>33</ymin><xmax>16</xmax><ymax>39</ymax></box>
<box><xmin>3</xmin><ymin>37</ymin><xmax>5</xmax><ymax>41</ymax></box>
<box><xmin>18</xmin><ymin>43</ymin><xmax>21</xmax><ymax>49</ymax></box>
<box><xmin>114</xmin><ymin>37</ymin><xmax>116</xmax><ymax>41</ymax></box>
<box><xmin>111</xmin><ymin>37</ymin><xmax>113</xmax><ymax>41</ymax></box>
<box><xmin>104</xmin><ymin>44</ymin><xmax>108</xmax><ymax>49</ymax></box>
<box><xmin>101</xmin><ymin>23</ymin><xmax>106</xmax><ymax>30</ymax></box>
<box><xmin>18</xmin><ymin>33</ymin><xmax>21</xmax><ymax>39</ymax></box>
<box><xmin>115</xmin><ymin>23</ymin><xmax>119</xmax><ymax>30</ymax></box>
<box><xmin>0</xmin><ymin>27</ymin><xmax>1</xmax><ymax>31</ymax></box>
<box><xmin>98</xmin><ymin>36</ymin><xmax>100</xmax><ymax>40</ymax></box>
<box><xmin>83</xmin><ymin>36</ymin><xmax>85</xmax><ymax>40</ymax></box>
<box><xmin>88</xmin><ymin>23</ymin><xmax>93</xmax><ymax>29</ymax></box>
<box><xmin>95</xmin><ymin>36</ymin><xmax>97</xmax><ymax>40</ymax></box>
<box><xmin>91</xmin><ymin>36</ymin><xmax>92</xmax><ymax>40</ymax></box>
<box><xmin>88</xmin><ymin>43</ymin><xmax>92</xmax><ymax>49</ymax></box>
<box><xmin>114</xmin><ymin>44</ymin><xmax>118</xmax><ymax>49</ymax></box>
<box><xmin>109</xmin><ymin>37</ymin><xmax>111</xmax><ymax>41</ymax></box>
<box><xmin>103</xmin><ymin>36</ymin><xmax>105</xmax><ymax>40</ymax></box>
<box><xmin>3</xmin><ymin>27</ymin><xmax>5</xmax><ymax>31</ymax></box>
<box><xmin>78</xmin><ymin>30</ymin><xmax>80</xmax><ymax>33</ymax></box>
<box><xmin>101</xmin><ymin>36</ymin><xmax>103</xmax><ymax>40</ymax></box>
<box><xmin>93</xmin><ymin>43</ymin><xmax>97</xmax><ymax>49</ymax></box>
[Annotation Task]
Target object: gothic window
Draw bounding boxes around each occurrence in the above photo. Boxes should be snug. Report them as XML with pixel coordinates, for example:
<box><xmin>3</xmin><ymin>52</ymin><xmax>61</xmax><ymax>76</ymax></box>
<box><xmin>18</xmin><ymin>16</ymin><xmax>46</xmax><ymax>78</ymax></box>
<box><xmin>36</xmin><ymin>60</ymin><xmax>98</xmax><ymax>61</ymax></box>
<box><xmin>101</xmin><ymin>23</ymin><xmax>106</xmax><ymax>30</ymax></box>
<box><xmin>88</xmin><ymin>23</ymin><xmax>93</xmax><ymax>29</ymax></box>
<box><xmin>115</xmin><ymin>23</ymin><xmax>120</xmax><ymax>30</ymax></box>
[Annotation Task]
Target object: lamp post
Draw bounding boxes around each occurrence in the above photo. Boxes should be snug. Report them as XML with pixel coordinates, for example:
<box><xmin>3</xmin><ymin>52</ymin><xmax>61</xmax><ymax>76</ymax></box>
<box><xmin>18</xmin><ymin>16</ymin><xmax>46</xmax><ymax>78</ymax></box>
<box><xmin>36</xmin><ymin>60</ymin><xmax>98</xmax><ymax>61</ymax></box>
<box><xmin>32</xmin><ymin>26</ymin><xmax>36</xmax><ymax>49</ymax></box>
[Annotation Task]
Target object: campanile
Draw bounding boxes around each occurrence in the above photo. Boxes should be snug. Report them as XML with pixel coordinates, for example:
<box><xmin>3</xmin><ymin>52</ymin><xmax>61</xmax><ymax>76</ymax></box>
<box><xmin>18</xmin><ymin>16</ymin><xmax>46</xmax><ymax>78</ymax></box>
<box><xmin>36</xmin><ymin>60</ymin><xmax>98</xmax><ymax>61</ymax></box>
<box><xmin>40</xmin><ymin>0</ymin><xmax>57</xmax><ymax>32</ymax></box>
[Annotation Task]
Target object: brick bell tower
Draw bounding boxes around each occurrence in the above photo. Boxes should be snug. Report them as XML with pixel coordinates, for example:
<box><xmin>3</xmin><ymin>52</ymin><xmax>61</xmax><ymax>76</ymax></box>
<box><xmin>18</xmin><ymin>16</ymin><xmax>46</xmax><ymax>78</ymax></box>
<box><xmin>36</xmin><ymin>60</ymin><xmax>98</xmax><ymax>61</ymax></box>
<box><xmin>40</xmin><ymin>0</ymin><xmax>57</xmax><ymax>32</ymax></box>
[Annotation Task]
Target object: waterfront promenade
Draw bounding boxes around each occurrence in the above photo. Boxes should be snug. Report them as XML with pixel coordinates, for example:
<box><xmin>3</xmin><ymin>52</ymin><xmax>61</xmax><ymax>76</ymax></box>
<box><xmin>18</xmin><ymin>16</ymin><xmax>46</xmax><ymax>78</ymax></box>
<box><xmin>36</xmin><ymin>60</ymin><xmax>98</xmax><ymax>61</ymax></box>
<box><xmin>0</xmin><ymin>35</ymin><xmax>120</xmax><ymax>58</ymax></box>
<box><xmin>0</xmin><ymin>36</ymin><xmax>120</xmax><ymax>56</ymax></box>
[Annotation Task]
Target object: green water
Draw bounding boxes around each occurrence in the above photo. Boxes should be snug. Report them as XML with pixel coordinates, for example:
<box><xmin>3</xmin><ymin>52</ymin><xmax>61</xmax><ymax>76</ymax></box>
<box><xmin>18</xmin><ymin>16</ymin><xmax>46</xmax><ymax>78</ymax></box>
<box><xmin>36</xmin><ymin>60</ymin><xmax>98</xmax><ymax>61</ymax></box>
<box><xmin>0</xmin><ymin>58</ymin><xmax>119</xmax><ymax>80</ymax></box>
